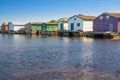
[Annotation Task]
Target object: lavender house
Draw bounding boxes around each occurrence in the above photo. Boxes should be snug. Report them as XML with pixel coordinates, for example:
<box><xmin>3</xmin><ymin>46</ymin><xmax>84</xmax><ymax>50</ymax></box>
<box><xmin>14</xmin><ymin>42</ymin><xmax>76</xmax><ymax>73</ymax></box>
<box><xmin>93</xmin><ymin>12</ymin><xmax>120</xmax><ymax>33</ymax></box>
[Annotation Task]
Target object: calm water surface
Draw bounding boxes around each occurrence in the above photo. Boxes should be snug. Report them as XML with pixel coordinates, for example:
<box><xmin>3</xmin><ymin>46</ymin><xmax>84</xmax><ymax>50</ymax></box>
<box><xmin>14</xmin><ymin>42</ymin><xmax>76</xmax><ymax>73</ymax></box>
<box><xmin>0</xmin><ymin>34</ymin><xmax>120</xmax><ymax>80</ymax></box>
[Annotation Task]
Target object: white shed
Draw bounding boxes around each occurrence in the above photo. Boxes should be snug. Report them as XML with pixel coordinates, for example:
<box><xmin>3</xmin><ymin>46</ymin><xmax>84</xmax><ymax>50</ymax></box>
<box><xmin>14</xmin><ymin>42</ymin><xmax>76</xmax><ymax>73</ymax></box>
<box><xmin>68</xmin><ymin>15</ymin><xmax>95</xmax><ymax>32</ymax></box>
<box><xmin>58</xmin><ymin>18</ymin><xmax>68</xmax><ymax>30</ymax></box>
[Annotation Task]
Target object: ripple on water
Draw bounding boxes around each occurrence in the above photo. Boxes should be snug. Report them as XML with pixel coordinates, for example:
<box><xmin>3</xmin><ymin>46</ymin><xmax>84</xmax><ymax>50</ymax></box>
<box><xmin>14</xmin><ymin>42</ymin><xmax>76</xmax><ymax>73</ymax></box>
<box><xmin>0</xmin><ymin>34</ymin><xmax>120</xmax><ymax>79</ymax></box>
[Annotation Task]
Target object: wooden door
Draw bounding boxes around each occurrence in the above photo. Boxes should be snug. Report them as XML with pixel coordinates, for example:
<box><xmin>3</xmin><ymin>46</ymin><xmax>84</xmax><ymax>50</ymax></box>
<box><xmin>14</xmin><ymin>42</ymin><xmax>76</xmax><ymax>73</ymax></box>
<box><xmin>42</xmin><ymin>24</ymin><xmax>46</xmax><ymax>31</ymax></box>
<box><xmin>109</xmin><ymin>23</ymin><xmax>113</xmax><ymax>32</ymax></box>
<box><xmin>60</xmin><ymin>23</ymin><xmax>64</xmax><ymax>30</ymax></box>
<box><xmin>71</xmin><ymin>23</ymin><xmax>74</xmax><ymax>30</ymax></box>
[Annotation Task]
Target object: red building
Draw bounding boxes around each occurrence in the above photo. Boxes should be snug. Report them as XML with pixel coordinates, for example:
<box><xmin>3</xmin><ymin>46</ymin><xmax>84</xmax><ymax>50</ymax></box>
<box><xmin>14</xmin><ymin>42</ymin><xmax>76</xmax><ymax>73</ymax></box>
<box><xmin>1</xmin><ymin>23</ymin><xmax>9</xmax><ymax>33</ymax></box>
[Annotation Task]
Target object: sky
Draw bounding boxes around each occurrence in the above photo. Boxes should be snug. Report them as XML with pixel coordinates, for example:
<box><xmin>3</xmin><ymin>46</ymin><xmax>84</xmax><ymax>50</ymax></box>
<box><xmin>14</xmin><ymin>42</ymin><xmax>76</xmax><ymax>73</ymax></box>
<box><xmin>0</xmin><ymin>0</ymin><xmax>120</xmax><ymax>24</ymax></box>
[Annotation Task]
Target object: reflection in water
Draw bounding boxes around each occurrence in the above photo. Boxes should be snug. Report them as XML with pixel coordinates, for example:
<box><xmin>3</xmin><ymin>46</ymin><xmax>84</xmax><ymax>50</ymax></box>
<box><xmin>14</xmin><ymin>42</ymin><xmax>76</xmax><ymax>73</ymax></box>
<box><xmin>80</xmin><ymin>38</ymin><xmax>94</xmax><ymax>69</ymax></box>
<box><xmin>60</xmin><ymin>37</ymin><xmax>69</xmax><ymax>67</ymax></box>
<box><xmin>2</xmin><ymin>34</ymin><xmax>14</xmax><ymax>39</ymax></box>
<box><xmin>62</xmin><ymin>37</ymin><xmax>69</xmax><ymax>44</ymax></box>
<box><xmin>0</xmin><ymin>34</ymin><xmax>120</xmax><ymax>79</ymax></box>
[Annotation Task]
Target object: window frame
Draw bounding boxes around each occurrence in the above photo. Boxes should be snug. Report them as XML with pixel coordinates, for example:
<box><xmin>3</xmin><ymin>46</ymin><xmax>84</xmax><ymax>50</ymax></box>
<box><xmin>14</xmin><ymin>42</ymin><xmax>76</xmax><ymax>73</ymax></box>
<box><xmin>99</xmin><ymin>16</ymin><xmax>103</xmax><ymax>20</ymax></box>
<box><xmin>74</xmin><ymin>18</ymin><xmax>77</xmax><ymax>20</ymax></box>
<box><xmin>77</xmin><ymin>23</ymin><xmax>80</xmax><ymax>27</ymax></box>
<box><xmin>106</xmin><ymin>16</ymin><xmax>110</xmax><ymax>19</ymax></box>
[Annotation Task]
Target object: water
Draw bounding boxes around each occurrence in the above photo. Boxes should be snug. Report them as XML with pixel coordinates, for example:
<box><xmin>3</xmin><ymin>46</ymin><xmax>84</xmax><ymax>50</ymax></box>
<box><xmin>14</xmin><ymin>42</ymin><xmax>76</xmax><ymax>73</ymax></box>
<box><xmin>0</xmin><ymin>34</ymin><xmax>120</xmax><ymax>80</ymax></box>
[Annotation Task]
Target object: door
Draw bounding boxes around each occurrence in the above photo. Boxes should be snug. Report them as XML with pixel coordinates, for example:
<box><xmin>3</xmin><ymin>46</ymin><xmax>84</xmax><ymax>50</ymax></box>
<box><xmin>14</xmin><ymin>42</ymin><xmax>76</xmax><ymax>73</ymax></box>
<box><xmin>71</xmin><ymin>23</ymin><xmax>74</xmax><ymax>30</ymax></box>
<box><xmin>60</xmin><ymin>23</ymin><xmax>64</xmax><ymax>30</ymax></box>
<box><xmin>117</xmin><ymin>22</ymin><xmax>120</xmax><ymax>33</ymax></box>
<box><xmin>109</xmin><ymin>23</ymin><xmax>113</xmax><ymax>32</ymax></box>
<box><xmin>42</xmin><ymin>24</ymin><xmax>46</xmax><ymax>31</ymax></box>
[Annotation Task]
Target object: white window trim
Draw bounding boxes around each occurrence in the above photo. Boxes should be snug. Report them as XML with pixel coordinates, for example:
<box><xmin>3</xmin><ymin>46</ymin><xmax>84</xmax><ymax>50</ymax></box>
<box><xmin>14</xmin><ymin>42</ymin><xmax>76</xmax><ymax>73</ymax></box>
<box><xmin>99</xmin><ymin>16</ymin><xmax>103</xmax><ymax>20</ymax></box>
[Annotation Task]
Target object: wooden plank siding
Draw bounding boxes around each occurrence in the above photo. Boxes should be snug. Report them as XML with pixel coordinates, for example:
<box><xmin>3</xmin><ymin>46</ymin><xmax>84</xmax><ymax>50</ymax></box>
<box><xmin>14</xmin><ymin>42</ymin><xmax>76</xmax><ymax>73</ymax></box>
<box><xmin>29</xmin><ymin>24</ymin><xmax>42</xmax><ymax>31</ymax></box>
<box><xmin>45</xmin><ymin>24</ymin><xmax>58</xmax><ymax>31</ymax></box>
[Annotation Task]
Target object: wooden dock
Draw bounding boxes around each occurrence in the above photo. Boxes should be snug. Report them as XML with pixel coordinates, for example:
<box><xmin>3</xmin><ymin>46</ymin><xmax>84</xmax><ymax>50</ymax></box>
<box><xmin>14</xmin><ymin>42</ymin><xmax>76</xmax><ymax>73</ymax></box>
<box><xmin>58</xmin><ymin>30</ymin><xmax>86</xmax><ymax>37</ymax></box>
<box><xmin>41</xmin><ymin>31</ymin><xmax>58</xmax><ymax>36</ymax></box>
<box><xmin>85</xmin><ymin>31</ymin><xmax>120</xmax><ymax>39</ymax></box>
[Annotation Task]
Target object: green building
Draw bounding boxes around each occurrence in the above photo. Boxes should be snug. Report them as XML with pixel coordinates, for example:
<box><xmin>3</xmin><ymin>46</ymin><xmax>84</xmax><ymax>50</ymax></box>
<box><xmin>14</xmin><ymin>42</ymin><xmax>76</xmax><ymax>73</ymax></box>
<box><xmin>42</xmin><ymin>22</ymin><xmax>58</xmax><ymax>31</ymax></box>
<box><xmin>27</xmin><ymin>21</ymin><xmax>58</xmax><ymax>34</ymax></box>
<box><xmin>28</xmin><ymin>22</ymin><xmax>42</xmax><ymax>31</ymax></box>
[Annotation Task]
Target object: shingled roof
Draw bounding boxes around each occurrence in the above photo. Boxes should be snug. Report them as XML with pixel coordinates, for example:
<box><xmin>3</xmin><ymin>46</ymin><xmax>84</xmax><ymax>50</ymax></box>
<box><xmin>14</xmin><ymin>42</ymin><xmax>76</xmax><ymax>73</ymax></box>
<box><xmin>46</xmin><ymin>20</ymin><xmax>58</xmax><ymax>24</ymax></box>
<box><xmin>68</xmin><ymin>14</ymin><xmax>95</xmax><ymax>21</ymax></box>
<box><xmin>78</xmin><ymin>15</ymin><xmax>95</xmax><ymax>20</ymax></box>
<box><xmin>105</xmin><ymin>12</ymin><xmax>120</xmax><ymax>18</ymax></box>
<box><xmin>46</xmin><ymin>22</ymin><xmax>58</xmax><ymax>24</ymax></box>
<box><xmin>58</xmin><ymin>18</ymin><xmax>68</xmax><ymax>23</ymax></box>
<box><xmin>29</xmin><ymin>22</ymin><xmax>43</xmax><ymax>24</ymax></box>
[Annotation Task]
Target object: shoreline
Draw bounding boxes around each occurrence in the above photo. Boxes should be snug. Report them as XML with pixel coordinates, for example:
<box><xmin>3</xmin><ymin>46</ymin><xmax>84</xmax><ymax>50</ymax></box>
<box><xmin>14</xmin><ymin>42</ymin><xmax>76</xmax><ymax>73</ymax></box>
<box><xmin>1</xmin><ymin>31</ymin><xmax>120</xmax><ymax>40</ymax></box>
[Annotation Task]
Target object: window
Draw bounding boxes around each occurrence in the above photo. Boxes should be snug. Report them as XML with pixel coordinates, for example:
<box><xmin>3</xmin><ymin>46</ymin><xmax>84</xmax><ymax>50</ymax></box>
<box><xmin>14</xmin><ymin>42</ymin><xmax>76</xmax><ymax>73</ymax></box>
<box><xmin>74</xmin><ymin>18</ymin><xmax>77</xmax><ymax>20</ymax></box>
<box><xmin>99</xmin><ymin>16</ymin><xmax>103</xmax><ymax>20</ymax></box>
<box><xmin>106</xmin><ymin>16</ymin><xmax>110</xmax><ymax>19</ymax></box>
<box><xmin>77</xmin><ymin>23</ymin><xmax>80</xmax><ymax>27</ymax></box>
